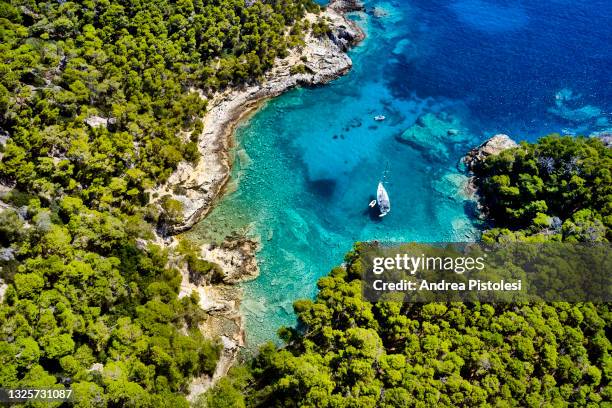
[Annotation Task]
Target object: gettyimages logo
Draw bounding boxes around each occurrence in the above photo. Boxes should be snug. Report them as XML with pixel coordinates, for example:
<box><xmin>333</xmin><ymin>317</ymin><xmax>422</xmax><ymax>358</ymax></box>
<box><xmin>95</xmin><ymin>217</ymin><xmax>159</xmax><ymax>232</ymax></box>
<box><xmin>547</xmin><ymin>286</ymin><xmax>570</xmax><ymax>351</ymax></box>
<box><xmin>360</xmin><ymin>242</ymin><xmax>611</xmax><ymax>303</ymax></box>
<box><xmin>371</xmin><ymin>253</ymin><xmax>486</xmax><ymax>275</ymax></box>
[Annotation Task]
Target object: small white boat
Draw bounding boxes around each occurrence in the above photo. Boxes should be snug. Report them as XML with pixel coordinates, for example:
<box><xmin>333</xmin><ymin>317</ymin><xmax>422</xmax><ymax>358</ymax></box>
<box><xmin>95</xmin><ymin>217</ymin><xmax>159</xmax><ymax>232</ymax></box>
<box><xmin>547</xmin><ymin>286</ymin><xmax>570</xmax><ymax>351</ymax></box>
<box><xmin>377</xmin><ymin>182</ymin><xmax>390</xmax><ymax>217</ymax></box>
<box><xmin>374</xmin><ymin>115</ymin><xmax>386</xmax><ymax>121</ymax></box>
<box><xmin>369</xmin><ymin>199</ymin><xmax>377</xmax><ymax>208</ymax></box>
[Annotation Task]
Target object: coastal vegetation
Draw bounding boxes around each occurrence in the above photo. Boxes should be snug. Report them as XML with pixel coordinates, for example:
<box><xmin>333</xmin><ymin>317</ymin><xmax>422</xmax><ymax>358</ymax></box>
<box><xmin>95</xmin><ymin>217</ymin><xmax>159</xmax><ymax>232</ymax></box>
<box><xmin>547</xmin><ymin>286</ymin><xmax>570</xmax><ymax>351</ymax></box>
<box><xmin>0</xmin><ymin>0</ymin><xmax>327</xmax><ymax>404</ymax></box>
<box><xmin>205</xmin><ymin>253</ymin><xmax>611</xmax><ymax>407</ymax></box>
<box><xmin>471</xmin><ymin>135</ymin><xmax>611</xmax><ymax>243</ymax></box>
<box><xmin>203</xmin><ymin>135</ymin><xmax>611</xmax><ymax>407</ymax></box>
<box><xmin>0</xmin><ymin>0</ymin><xmax>609</xmax><ymax>404</ymax></box>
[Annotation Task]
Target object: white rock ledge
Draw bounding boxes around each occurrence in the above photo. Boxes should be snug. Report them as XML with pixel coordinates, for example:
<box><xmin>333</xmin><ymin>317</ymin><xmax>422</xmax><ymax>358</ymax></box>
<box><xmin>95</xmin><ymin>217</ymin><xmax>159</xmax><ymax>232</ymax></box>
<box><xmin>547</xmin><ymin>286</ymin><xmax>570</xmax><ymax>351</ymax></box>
<box><xmin>152</xmin><ymin>2</ymin><xmax>364</xmax><ymax>235</ymax></box>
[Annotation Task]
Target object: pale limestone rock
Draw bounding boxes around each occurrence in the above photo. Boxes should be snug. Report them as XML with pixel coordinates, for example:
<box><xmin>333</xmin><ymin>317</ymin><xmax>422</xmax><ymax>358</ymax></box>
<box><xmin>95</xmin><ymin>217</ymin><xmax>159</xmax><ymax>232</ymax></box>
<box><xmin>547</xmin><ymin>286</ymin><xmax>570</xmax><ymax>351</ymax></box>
<box><xmin>84</xmin><ymin>116</ymin><xmax>116</xmax><ymax>128</ymax></box>
<box><xmin>463</xmin><ymin>134</ymin><xmax>518</xmax><ymax>171</ymax></box>
<box><xmin>152</xmin><ymin>3</ymin><xmax>364</xmax><ymax>234</ymax></box>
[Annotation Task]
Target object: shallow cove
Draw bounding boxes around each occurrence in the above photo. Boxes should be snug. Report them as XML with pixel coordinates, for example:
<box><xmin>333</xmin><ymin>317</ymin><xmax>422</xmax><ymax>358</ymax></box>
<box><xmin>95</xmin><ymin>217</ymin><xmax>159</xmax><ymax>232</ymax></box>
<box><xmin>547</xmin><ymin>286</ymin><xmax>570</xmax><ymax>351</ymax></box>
<box><xmin>188</xmin><ymin>0</ymin><xmax>612</xmax><ymax>347</ymax></box>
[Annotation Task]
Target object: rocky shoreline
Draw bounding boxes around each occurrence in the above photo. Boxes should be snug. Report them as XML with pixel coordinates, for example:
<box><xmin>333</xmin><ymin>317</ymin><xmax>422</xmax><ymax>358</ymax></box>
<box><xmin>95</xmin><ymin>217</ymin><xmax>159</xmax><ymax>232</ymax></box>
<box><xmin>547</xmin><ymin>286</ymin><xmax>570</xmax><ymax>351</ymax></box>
<box><xmin>149</xmin><ymin>1</ymin><xmax>366</xmax><ymax>399</ymax></box>
<box><xmin>461</xmin><ymin>134</ymin><xmax>518</xmax><ymax>216</ymax></box>
<box><xmin>462</xmin><ymin>134</ymin><xmax>518</xmax><ymax>172</ymax></box>
<box><xmin>153</xmin><ymin>2</ymin><xmax>364</xmax><ymax>235</ymax></box>
<box><xmin>168</xmin><ymin>235</ymin><xmax>260</xmax><ymax>402</ymax></box>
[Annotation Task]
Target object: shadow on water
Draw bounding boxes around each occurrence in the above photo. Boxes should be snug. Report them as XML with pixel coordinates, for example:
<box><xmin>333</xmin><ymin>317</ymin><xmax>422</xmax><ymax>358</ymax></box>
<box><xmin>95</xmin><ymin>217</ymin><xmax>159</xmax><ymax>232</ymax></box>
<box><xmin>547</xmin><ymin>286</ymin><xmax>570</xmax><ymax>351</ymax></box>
<box><xmin>308</xmin><ymin>178</ymin><xmax>337</xmax><ymax>199</ymax></box>
<box><xmin>463</xmin><ymin>200</ymin><xmax>489</xmax><ymax>232</ymax></box>
<box><xmin>463</xmin><ymin>199</ymin><xmax>480</xmax><ymax>220</ymax></box>
<box><xmin>363</xmin><ymin>195</ymin><xmax>384</xmax><ymax>221</ymax></box>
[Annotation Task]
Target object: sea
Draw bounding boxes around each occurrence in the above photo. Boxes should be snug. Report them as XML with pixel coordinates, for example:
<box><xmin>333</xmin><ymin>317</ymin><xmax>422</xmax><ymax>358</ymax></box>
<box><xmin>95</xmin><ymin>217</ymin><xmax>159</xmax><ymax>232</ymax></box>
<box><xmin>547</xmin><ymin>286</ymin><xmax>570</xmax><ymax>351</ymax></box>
<box><xmin>187</xmin><ymin>0</ymin><xmax>612</xmax><ymax>346</ymax></box>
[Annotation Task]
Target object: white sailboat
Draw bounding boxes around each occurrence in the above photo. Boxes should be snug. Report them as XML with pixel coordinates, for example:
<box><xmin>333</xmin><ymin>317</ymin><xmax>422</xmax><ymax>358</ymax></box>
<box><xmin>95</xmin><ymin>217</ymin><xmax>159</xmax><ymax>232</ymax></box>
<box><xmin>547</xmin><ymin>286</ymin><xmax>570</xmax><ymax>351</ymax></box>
<box><xmin>377</xmin><ymin>182</ymin><xmax>390</xmax><ymax>217</ymax></box>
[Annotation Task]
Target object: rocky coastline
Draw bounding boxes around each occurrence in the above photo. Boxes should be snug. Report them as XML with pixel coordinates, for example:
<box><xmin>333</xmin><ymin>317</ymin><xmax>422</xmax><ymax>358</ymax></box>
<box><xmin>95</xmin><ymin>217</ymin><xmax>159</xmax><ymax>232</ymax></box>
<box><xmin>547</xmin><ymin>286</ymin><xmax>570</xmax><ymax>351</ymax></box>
<box><xmin>153</xmin><ymin>2</ymin><xmax>364</xmax><ymax>235</ymax></box>
<box><xmin>329</xmin><ymin>0</ymin><xmax>365</xmax><ymax>13</ymax></box>
<box><xmin>169</xmin><ymin>234</ymin><xmax>260</xmax><ymax>402</ymax></box>
<box><xmin>462</xmin><ymin>134</ymin><xmax>518</xmax><ymax>215</ymax></box>
<box><xmin>149</xmin><ymin>0</ymin><xmax>366</xmax><ymax>398</ymax></box>
<box><xmin>463</xmin><ymin>133</ymin><xmax>518</xmax><ymax>172</ymax></box>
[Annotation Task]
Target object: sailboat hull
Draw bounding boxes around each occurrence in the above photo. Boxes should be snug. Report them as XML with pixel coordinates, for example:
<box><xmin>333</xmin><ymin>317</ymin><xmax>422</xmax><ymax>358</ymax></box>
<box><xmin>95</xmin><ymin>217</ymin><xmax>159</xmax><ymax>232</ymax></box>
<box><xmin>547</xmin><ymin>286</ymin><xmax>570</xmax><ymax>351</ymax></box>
<box><xmin>377</xmin><ymin>182</ymin><xmax>390</xmax><ymax>216</ymax></box>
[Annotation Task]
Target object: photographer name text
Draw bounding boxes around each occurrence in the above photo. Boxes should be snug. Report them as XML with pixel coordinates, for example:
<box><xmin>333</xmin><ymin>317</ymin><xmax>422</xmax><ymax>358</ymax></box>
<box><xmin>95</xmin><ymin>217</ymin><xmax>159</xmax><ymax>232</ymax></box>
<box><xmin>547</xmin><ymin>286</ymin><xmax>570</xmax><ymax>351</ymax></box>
<box><xmin>372</xmin><ymin>279</ymin><xmax>522</xmax><ymax>292</ymax></box>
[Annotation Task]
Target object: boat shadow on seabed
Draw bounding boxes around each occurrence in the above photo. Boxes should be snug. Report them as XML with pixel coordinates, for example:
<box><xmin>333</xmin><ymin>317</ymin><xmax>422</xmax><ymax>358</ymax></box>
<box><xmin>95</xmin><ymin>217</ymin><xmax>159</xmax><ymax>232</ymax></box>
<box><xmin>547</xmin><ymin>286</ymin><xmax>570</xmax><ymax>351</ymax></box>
<box><xmin>363</xmin><ymin>195</ymin><xmax>385</xmax><ymax>222</ymax></box>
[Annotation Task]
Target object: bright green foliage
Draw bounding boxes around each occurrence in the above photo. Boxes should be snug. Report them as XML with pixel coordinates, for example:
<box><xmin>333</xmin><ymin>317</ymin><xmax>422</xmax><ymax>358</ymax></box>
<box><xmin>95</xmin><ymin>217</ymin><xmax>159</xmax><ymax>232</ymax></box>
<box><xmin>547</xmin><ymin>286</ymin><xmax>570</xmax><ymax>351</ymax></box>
<box><xmin>472</xmin><ymin>135</ymin><xmax>612</xmax><ymax>242</ymax></box>
<box><xmin>0</xmin><ymin>0</ymin><xmax>321</xmax><ymax>403</ymax></box>
<box><xmin>177</xmin><ymin>239</ymin><xmax>224</xmax><ymax>284</ymax></box>
<box><xmin>195</xmin><ymin>366</ymin><xmax>251</xmax><ymax>408</ymax></box>
<box><xmin>205</xmin><ymin>136</ymin><xmax>612</xmax><ymax>407</ymax></box>
<box><xmin>289</xmin><ymin>64</ymin><xmax>311</xmax><ymax>75</ymax></box>
<box><xmin>0</xmin><ymin>0</ymin><xmax>319</xmax><ymax>209</ymax></box>
<box><xmin>210</xmin><ymin>247</ymin><xmax>611</xmax><ymax>407</ymax></box>
<box><xmin>311</xmin><ymin>19</ymin><xmax>331</xmax><ymax>38</ymax></box>
<box><xmin>0</xmin><ymin>197</ymin><xmax>221</xmax><ymax>403</ymax></box>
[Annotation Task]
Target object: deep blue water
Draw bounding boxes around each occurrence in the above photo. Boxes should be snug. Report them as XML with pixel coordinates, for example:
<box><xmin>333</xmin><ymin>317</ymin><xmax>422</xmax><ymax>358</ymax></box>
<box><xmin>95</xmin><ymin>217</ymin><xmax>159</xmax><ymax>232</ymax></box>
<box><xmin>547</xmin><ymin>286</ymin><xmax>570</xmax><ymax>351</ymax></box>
<box><xmin>390</xmin><ymin>0</ymin><xmax>612</xmax><ymax>137</ymax></box>
<box><xmin>188</xmin><ymin>0</ymin><xmax>612</xmax><ymax>346</ymax></box>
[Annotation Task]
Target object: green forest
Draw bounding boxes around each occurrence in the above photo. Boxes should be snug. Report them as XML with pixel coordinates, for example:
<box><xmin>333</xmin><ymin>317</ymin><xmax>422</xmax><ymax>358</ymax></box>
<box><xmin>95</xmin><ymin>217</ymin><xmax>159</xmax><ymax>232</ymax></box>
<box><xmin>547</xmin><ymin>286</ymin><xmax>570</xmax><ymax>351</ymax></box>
<box><xmin>1</xmin><ymin>0</ymin><xmax>611</xmax><ymax>405</ymax></box>
<box><xmin>203</xmin><ymin>135</ymin><xmax>612</xmax><ymax>407</ymax></box>
<box><xmin>0</xmin><ymin>0</ymin><xmax>320</xmax><ymax>405</ymax></box>
<box><xmin>472</xmin><ymin>135</ymin><xmax>611</xmax><ymax>243</ymax></box>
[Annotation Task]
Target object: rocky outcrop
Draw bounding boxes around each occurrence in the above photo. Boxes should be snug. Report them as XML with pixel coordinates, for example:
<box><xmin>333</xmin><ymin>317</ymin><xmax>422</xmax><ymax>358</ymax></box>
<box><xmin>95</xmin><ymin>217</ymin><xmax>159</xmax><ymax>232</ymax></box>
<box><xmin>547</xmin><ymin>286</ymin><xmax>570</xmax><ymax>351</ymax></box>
<box><xmin>463</xmin><ymin>134</ymin><xmax>517</xmax><ymax>171</ymax></box>
<box><xmin>329</xmin><ymin>24</ymin><xmax>364</xmax><ymax>51</ymax></box>
<box><xmin>328</xmin><ymin>3</ymin><xmax>365</xmax><ymax>55</ymax></box>
<box><xmin>187</xmin><ymin>335</ymin><xmax>240</xmax><ymax>403</ymax></box>
<box><xmin>462</xmin><ymin>134</ymin><xmax>518</xmax><ymax>216</ymax></box>
<box><xmin>590</xmin><ymin>131</ymin><xmax>612</xmax><ymax>148</ymax></box>
<box><xmin>328</xmin><ymin>0</ymin><xmax>365</xmax><ymax>13</ymax></box>
<box><xmin>0</xmin><ymin>279</ymin><xmax>7</xmax><ymax>304</ymax></box>
<box><xmin>201</xmin><ymin>236</ymin><xmax>259</xmax><ymax>284</ymax></box>
<box><xmin>84</xmin><ymin>115</ymin><xmax>116</xmax><ymax>129</ymax></box>
<box><xmin>176</xmin><ymin>236</ymin><xmax>259</xmax><ymax>317</ymax></box>
<box><xmin>0</xmin><ymin>197</ymin><xmax>13</xmax><ymax>304</ymax></box>
<box><xmin>153</xmin><ymin>1</ymin><xmax>365</xmax><ymax>234</ymax></box>
<box><xmin>599</xmin><ymin>135</ymin><xmax>612</xmax><ymax>148</ymax></box>
<box><xmin>173</xmin><ymin>234</ymin><xmax>260</xmax><ymax>398</ymax></box>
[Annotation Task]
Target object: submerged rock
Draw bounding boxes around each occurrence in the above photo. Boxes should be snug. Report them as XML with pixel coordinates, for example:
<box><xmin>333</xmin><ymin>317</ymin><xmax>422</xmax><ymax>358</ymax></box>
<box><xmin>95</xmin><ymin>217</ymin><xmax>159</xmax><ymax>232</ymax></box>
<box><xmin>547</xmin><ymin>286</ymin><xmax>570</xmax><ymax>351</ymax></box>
<box><xmin>462</xmin><ymin>134</ymin><xmax>517</xmax><ymax>171</ymax></box>
<box><xmin>392</xmin><ymin>38</ymin><xmax>410</xmax><ymax>55</ymax></box>
<box><xmin>432</xmin><ymin>172</ymin><xmax>474</xmax><ymax>202</ymax></box>
<box><xmin>372</xmin><ymin>6</ymin><xmax>389</xmax><ymax>17</ymax></box>
<box><xmin>550</xmin><ymin>104</ymin><xmax>602</xmax><ymax>123</ymax></box>
<box><xmin>391</xmin><ymin>38</ymin><xmax>418</xmax><ymax>62</ymax></box>
<box><xmin>548</xmin><ymin>88</ymin><xmax>603</xmax><ymax>124</ymax></box>
<box><xmin>395</xmin><ymin>112</ymin><xmax>470</xmax><ymax>160</ymax></box>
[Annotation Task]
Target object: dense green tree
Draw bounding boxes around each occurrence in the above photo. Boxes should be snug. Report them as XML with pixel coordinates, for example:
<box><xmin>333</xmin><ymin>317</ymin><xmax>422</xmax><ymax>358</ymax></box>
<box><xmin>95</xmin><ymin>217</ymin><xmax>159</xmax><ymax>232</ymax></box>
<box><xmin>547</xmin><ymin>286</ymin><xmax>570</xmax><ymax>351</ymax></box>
<box><xmin>208</xmin><ymin>247</ymin><xmax>610</xmax><ymax>407</ymax></box>
<box><xmin>0</xmin><ymin>0</ymin><xmax>327</xmax><ymax>403</ymax></box>
<box><xmin>472</xmin><ymin>135</ymin><xmax>612</xmax><ymax>242</ymax></box>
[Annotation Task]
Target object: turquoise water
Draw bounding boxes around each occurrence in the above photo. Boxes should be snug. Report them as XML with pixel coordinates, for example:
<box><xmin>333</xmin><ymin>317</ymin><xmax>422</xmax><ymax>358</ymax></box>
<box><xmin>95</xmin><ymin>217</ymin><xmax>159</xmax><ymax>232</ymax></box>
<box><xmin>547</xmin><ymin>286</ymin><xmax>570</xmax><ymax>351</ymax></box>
<box><xmin>190</xmin><ymin>0</ymin><xmax>612</xmax><ymax>346</ymax></box>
